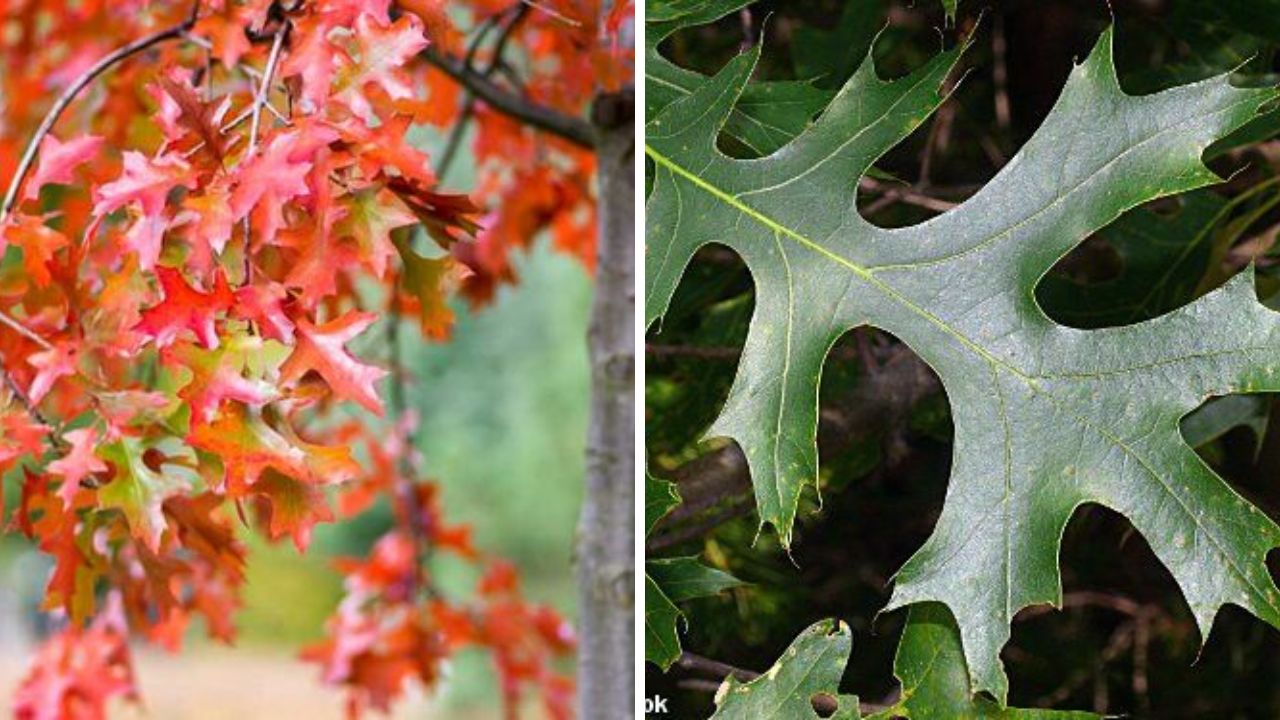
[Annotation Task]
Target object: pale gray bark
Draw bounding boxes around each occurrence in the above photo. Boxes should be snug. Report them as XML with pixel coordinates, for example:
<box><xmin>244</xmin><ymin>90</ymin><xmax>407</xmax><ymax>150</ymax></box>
<box><xmin>577</xmin><ymin>90</ymin><xmax>635</xmax><ymax>719</ymax></box>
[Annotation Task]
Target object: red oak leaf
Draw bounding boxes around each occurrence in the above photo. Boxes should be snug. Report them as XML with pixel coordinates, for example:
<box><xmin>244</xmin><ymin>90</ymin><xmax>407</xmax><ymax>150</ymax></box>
<box><xmin>335</xmin><ymin>13</ymin><xmax>429</xmax><ymax>122</ymax></box>
<box><xmin>281</xmin><ymin>311</ymin><xmax>388</xmax><ymax>414</ymax></box>
<box><xmin>135</xmin><ymin>266</ymin><xmax>235</xmax><ymax>349</ymax></box>
<box><xmin>232</xmin><ymin>282</ymin><xmax>296</xmax><ymax>343</ymax></box>
<box><xmin>338</xmin><ymin>187</ymin><xmax>416</xmax><ymax>277</ymax></box>
<box><xmin>188</xmin><ymin>403</ymin><xmax>359</xmax><ymax>495</ymax></box>
<box><xmin>47</xmin><ymin>427</ymin><xmax>107</xmax><ymax>508</ymax></box>
<box><xmin>0</xmin><ymin>406</ymin><xmax>48</xmax><ymax>473</ymax></box>
<box><xmin>23</xmin><ymin>133</ymin><xmax>104</xmax><ymax>201</ymax></box>
<box><xmin>93</xmin><ymin>151</ymin><xmax>194</xmax><ymax>220</ymax></box>
<box><xmin>393</xmin><ymin>235</ymin><xmax>463</xmax><ymax>341</ymax></box>
<box><xmin>92</xmin><ymin>151</ymin><xmax>196</xmax><ymax>269</ymax></box>
<box><xmin>230</xmin><ymin>126</ymin><xmax>336</xmax><ymax>243</ymax></box>
<box><xmin>281</xmin><ymin>14</ymin><xmax>342</xmax><ymax>112</ymax></box>
<box><xmin>0</xmin><ymin>214</ymin><xmax>70</xmax><ymax>287</ymax></box>
<box><xmin>176</xmin><ymin>178</ymin><xmax>236</xmax><ymax>273</ymax></box>
<box><xmin>155</xmin><ymin>75</ymin><xmax>233</xmax><ymax>167</ymax></box>
<box><xmin>163</xmin><ymin>492</ymin><xmax>246</xmax><ymax>582</ymax></box>
<box><xmin>26</xmin><ymin>342</ymin><xmax>77</xmax><ymax>405</ymax></box>
<box><xmin>188</xmin><ymin>404</ymin><xmax>311</xmax><ymax>494</ymax></box>
<box><xmin>13</xmin><ymin>599</ymin><xmax>138</xmax><ymax>720</ymax></box>
<box><xmin>167</xmin><ymin>339</ymin><xmax>278</xmax><ymax>424</ymax></box>
<box><xmin>399</xmin><ymin>0</ymin><xmax>462</xmax><ymax>53</ymax></box>
<box><xmin>340</xmin><ymin>116</ymin><xmax>436</xmax><ymax>185</ymax></box>
<box><xmin>253</xmin><ymin>469</ymin><xmax>336</xmax><ymax>551</ymax></box>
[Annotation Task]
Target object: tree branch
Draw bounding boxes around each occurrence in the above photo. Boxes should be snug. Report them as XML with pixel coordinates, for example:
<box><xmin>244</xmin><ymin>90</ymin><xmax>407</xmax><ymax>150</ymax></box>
<box><xmin>421</xmin><ymin>47</ymin><xmax>596</xmax><ymax>149</ymax></box>
<box><xmin>438</xmin><ymin>6</ymin><xmax>530</xmax><ymax>180</ymax></box>
<box><xmin>386</xmin><ymin>272</ymin><xmax>436</xmax><ymax>600</ymax></box>
<box><xmin>1</xmin><ymin>18</ymin><xmax>197</xmax><ymax>223</ymax></box>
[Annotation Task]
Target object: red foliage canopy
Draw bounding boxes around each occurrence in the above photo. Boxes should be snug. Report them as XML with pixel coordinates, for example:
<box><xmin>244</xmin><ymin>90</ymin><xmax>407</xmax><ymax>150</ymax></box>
<box><xmin>0</xmin><ymin>0</ymin><xmax>631</xmax><ymax>717</ymax></box>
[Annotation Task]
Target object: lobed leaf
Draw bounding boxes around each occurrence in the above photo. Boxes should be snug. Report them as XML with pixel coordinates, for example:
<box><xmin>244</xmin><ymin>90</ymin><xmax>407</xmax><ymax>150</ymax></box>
<box><xmin>646</xmin><ymin>16</ymin><xmax>1280</xmax><ymax>704</ymax></box>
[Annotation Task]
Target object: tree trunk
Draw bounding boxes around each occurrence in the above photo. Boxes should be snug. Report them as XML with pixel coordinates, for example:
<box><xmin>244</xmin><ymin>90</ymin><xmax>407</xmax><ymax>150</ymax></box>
<box><xmin>577</xmin><ymin>90</ymin><xmax>635</xmax><ymax>719</ymax></box>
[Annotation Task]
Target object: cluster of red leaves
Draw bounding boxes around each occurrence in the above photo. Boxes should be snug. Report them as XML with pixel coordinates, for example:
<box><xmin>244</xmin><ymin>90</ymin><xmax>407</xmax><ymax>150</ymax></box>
<box><xmin>308</xmin><ymin>422</ymin><xmax>575</xmax><ymax>718</ymax></box>
<box><xmin>0</xmin><ymin>0</ymin><xmax>627</xmax><ymax>716</ymax></box>
<box><xmin>12</xmin><ymin>595</ymin><xmax>137</xmax><ymax>720</ymax></box>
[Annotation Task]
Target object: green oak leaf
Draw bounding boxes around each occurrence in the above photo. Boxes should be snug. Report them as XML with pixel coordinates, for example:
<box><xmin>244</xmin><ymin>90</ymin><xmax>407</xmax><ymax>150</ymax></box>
<box><xmin>648</xmin><ymin>0</ymin><xmax>833</xmax><ymax>157</ymax></box>
<box><xmin>645</xmin><ymin>23</ymin><xmax>1280</xmax><ymax>705</ymax></box>
<box><xmin>646</xmin><ymin>574</ymin><xmax>683</xmax><ymax>668</ymax></box>
<box><xmin>99</xmin><ymin>437</ymin><xmax>192</xmax><ymax>551</ymax></box>
<box><xmin>1036</xmin><ymin>178</ymin><xmax>1280</xmax><ymax>330</ymax></box>
<box><xmin>646</xmin><ymin>471</ymin><xmax>681</xmax><ymax>536</ymax></box>
<box><xmin>792</xmin><ymin>0</ymin><xmax>884</xmax><ymax>88</ymax></box>
<box><xmin>715</xmin><ymin>610</ymin><xmax>1097</xmax><ymax>719</ymax></box>
<box><xmin>709</xmin><ymin>619</ymin><xmax>861</xmax><ymax>719</ymax></box>
<box><xmin>868</xmin><ymin>605</ymin><xmax>1098</xmax><ymax>719</ymax></box>
<box><xmin>648</xmin><ymin>556</ymin><xmax>745</xmax><ymax>601</ymax></box>
<box><xmin>644</xmin><ymin>473</ymin><xmax>746</xmax><ymax>669</ymax></box>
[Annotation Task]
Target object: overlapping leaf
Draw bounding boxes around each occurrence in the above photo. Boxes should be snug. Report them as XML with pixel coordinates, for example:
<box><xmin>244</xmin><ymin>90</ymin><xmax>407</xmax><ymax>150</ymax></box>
<box><xmin>646</xmin><ymin>17</ymin><xmax>1280</xmax><ymax>707</ymax></box>
<box><xmin>644</xmin><ymin>473</ymin><xmax>745</xmax><ymax>669</ymax></box>
<box><xmin>709</xmin><ymin>609</ymin><xmax>1095</xmax><ymax>719</ymax></box>
<box><xmin>709</xmin><ymin>619</ymin><xmax>860</xmax><ymax>719</ymax></box>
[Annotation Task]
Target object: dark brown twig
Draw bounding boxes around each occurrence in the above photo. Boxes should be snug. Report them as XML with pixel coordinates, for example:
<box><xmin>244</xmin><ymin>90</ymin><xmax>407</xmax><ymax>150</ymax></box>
<box><xmin>860</xmin><ymin>177</ymin><xmax>957</xmax><ymax>213</ymax></box>
<box><xmin>421</xmin><ymin>47</ymin><xmax>595</xmax><ymax>148</ymax></box>
<box><xmin>649</xmin><ymin>349</ymin><xmax>939</xmax><ymax>541</ymax></box>
<box><xmin>438</xmin><ymin>6</ymin><xmax>530</xmax><ymax>180</ymax></box>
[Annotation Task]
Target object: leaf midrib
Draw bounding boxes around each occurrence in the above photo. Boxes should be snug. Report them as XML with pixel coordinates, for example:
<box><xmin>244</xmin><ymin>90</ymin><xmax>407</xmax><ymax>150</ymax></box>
<box><xmin>647</xmin><ymin>141</ymin><xmax>1280</xmax><ymax>619</ymax></box>
<box><xmin>645</xmin><ymin>144</ymin><xmax>1029</xmax><ymax>383</ymax></box>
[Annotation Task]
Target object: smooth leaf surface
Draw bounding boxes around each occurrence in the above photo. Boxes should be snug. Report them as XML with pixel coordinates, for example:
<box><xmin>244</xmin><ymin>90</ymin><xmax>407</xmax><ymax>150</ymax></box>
<box><xmin>645</xmin><ymin>574</ymin><xmax>683</xmax><ymax>669</ymax></box>
<box><xmin>871</xmin><ymin>605</ymin><xmax>1097</xmax><ymax>719</ymax></box>
<box><xmin>646</xmin><ymin>471</ymin><xmax>681</xmax><ymax>537</ymax></box>
<box><xmin>645</xmin><ymin>21</ymin><xmax>1280</xmax><ymax>704</ymax></box>
<box><xmin>647</xmin><ymin>0</ymin><xmax>834</xmax><ymax>156</ymax></box>
<box><xmin>708</xmin><ymin>619</ymin><xmax>860</xmax><ymax>720</ymax></box>
<box><xmin>647</xmin><ymin>556</ymin><xmax>745</xmax><ymax>602</ymax></box>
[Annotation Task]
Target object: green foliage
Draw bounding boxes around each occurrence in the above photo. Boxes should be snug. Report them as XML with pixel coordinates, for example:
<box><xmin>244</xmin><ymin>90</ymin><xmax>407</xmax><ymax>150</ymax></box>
<box><xmin>645</xmin><ymin>473</ymin><xmax>745</xmax><ymax>668</ymax></box>
<box><xmin>874</xmin><ymin>606</ymin><xmax>1096</xmax><ymax>719</ymax></box>
<box><xmin>709</xmin><ymin>609</ymin><xmax>1098</xmax><ymax>719</ymax></box>
<box><xmin>646</xmin><ymin>0</ymin><xmax>1280</xmax><ymax>712</ymax></box>
<box><xmin>709</xmin><ymin>620</ymin><xmax>861</xmax><ymax>719</ymax></box>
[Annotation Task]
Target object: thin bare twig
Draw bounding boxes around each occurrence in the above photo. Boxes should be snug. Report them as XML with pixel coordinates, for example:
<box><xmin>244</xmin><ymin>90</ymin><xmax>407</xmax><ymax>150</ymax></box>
<box><xmin>240</xmin><ymin>21</ymin><xmax>289</xmax><ymax>285</ymax></box>
<box><xmin>247</xmin><ymin>23</ymin><xmax>289</xmax><ymax>160</ymax></box>
<box><xmin>0</xmin><ymin>312</ymin><xmax>52</xmax><ymax>350</ymax></box>
<box><xmin>1</xmin><ymin>18</ymin><xmax>197</xmax><ymax>223</ymax></box>
<box><xmin>678</xmin><ymin>652</ymin><xmax>758</xmax><ymax>681</ymax></box>
<box><xmin>421</xmin><ymin>47</ymin><xmax>595</xmax><ymax>148</ymax></box>
<box><xmin>519</xmin><ymin>0</ymin><xmax>582</xmax><ymax>27</ymax></box>
<box><xmin>859</xmin><ymin>177</ymin><xmax>957</xmax><ymax>213</ymax></box>
<box><xmin>439</xmin><ymin>6</ymin><xmax>530</xmax><ymax>180</ymax></box>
